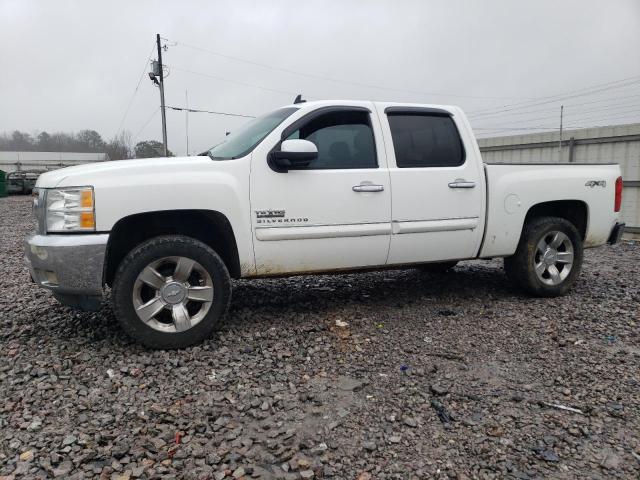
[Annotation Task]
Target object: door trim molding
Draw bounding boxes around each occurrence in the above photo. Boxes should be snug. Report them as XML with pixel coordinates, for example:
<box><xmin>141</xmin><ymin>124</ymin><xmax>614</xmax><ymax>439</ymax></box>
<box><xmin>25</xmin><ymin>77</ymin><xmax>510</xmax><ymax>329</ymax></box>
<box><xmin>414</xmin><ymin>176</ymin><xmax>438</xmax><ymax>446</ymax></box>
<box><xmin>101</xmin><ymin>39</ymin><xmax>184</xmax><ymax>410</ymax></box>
<box><xmin>255</xmin><ymin>222</ymin><xmax>391</xmax><ymax>241</ymax></box>
<box><xmin>255</xmin><ymin>217</ymin><xmax>479</xmax><ymax>240</ymax></box>
<box><xmin>392</xmin><ymin>217</ymin><xmax>479</xmax><ymax>234</ymax></box>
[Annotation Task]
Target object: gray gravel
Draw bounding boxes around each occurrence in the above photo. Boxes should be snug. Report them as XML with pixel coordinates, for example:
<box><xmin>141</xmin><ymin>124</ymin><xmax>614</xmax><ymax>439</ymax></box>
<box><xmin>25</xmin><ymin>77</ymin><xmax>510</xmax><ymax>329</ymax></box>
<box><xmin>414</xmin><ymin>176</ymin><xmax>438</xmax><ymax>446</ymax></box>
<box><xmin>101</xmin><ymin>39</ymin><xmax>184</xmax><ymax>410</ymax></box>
<box><xmin>1</xmin><ymin>194</ymin><xmax>639</xmax><ymax>479</ymax></box>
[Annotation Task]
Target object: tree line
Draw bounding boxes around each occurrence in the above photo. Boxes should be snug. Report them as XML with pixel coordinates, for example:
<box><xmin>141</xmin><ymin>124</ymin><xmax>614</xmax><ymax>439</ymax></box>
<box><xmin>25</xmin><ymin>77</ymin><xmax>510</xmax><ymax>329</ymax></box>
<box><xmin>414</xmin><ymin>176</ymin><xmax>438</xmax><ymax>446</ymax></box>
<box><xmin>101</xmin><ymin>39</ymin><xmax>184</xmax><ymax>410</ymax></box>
<box><xmin>0</xmin><ymin>130</ymin><xmax>174</xmax><ymax>159</ymax></box>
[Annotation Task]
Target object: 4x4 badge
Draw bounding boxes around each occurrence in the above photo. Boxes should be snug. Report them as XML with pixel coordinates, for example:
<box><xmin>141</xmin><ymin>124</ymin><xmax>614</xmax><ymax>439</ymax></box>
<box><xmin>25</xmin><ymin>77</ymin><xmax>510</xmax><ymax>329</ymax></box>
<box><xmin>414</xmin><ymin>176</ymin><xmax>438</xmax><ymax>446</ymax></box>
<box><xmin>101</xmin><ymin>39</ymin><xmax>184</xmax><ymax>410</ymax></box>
<box><xmin>585</xmin><ymin>180</ymin><xmax>606</xmax><ymax>188</ymax></box>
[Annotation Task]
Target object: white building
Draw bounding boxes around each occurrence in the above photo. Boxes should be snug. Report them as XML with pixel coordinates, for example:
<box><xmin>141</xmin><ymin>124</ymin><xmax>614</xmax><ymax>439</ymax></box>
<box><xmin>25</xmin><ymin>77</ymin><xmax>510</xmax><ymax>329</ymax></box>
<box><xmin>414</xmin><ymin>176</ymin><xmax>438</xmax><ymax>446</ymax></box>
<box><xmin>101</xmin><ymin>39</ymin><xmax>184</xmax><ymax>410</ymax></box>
<box><xmin>0</xmin><ymin>151</ymin><xmax>110</xmax><ymax>174</ymax></box>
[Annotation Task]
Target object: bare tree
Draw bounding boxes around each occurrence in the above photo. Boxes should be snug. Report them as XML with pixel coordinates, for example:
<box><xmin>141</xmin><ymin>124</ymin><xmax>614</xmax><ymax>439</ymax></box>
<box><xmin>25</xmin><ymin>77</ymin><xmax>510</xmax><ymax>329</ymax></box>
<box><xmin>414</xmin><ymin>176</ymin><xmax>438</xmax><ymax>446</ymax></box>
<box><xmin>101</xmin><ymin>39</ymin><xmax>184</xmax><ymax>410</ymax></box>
<box><xmin>106</xmin><ymin>130</ymin><xmax>133</xmax><ymax>160</ymax></box>
<box><xmin>0</xmin><ymin>128</ymin><xmax>136</xmax><ymax>160</ymax></box>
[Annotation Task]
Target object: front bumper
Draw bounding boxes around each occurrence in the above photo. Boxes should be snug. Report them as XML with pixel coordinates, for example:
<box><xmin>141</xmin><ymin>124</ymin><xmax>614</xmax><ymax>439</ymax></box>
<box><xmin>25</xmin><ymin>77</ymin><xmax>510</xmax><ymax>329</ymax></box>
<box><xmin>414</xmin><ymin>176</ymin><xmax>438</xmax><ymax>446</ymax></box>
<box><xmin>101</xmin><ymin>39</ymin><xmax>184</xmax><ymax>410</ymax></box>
<box><xmin>25</xmin><ymin>233</ymin><xmax>109</xmax><ymax>296</ymax></box>
<box><xmin>607</xmin><ymin>222</ymin><xmax>625</xmax><ymax>245</ymax></box>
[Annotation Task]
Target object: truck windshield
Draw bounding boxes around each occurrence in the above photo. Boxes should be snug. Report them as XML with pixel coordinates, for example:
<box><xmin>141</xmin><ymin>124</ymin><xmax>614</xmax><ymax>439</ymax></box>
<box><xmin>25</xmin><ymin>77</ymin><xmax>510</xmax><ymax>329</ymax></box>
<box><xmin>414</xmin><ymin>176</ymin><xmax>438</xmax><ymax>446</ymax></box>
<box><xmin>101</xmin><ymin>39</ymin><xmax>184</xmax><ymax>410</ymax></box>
<box><xmin>207</xmin><ymin>107</ymin><xmax>298</xmax><ymax>160</ymax></box>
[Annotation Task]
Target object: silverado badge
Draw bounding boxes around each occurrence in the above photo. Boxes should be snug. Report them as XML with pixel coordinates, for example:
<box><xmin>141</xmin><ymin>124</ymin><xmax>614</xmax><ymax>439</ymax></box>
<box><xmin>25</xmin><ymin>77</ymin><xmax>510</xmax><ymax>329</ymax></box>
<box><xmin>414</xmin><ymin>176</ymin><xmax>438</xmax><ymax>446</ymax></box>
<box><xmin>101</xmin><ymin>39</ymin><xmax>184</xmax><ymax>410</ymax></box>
<box><xmin>255</xmin><ymin>210</ymin><xmax>308</xmax><ymax>224</ymax></box>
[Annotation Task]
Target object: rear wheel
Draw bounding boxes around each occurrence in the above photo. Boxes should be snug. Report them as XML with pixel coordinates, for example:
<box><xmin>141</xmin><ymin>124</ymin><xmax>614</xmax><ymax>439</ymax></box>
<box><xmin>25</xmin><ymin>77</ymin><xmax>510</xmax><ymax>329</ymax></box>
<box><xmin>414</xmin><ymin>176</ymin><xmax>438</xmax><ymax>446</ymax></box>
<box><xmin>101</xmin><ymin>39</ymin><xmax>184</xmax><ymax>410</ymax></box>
<box><xmin>418</xmin><ymin>261</ymin><xmax>458</xmax><ymax>273</ymax></box>
<box><xmin>504</xmin><ymin>216</ymin><xmax>582</xmax><ymax>297</ymax></box>
<box><xmin>112</xmin><ymin>235</ymin><xmax>231</xmax><ymax>349</ymax></box>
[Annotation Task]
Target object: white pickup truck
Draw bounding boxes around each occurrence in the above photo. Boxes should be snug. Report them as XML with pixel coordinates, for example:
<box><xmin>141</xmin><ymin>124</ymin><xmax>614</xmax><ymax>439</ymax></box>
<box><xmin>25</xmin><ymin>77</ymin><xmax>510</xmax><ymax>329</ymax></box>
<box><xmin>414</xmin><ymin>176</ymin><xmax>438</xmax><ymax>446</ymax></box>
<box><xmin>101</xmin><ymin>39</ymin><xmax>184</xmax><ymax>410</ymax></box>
<box><xmin>26</xmin><ymin>100</ymin><xmax>625</xmax><ymax>348</ymax></box>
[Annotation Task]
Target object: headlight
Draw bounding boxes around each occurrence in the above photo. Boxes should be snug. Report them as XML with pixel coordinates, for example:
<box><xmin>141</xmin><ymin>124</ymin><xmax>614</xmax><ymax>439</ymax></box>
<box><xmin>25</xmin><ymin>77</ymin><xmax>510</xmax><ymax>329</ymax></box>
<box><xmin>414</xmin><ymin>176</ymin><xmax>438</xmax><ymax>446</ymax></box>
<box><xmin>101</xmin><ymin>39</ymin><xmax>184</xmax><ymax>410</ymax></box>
<box><xmin>45</xmin><ymin>186</ymin><xmax>96</xmax><ymax>232</ymax></box>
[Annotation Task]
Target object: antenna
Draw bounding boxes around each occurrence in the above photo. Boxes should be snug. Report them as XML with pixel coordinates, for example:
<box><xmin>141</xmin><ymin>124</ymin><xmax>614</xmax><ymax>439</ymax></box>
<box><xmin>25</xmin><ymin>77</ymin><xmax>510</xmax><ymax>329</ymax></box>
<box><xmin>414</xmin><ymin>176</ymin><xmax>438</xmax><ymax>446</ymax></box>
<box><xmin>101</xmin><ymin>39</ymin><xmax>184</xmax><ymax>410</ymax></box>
<box><xmin>293</xmin><ymin>94</ymin><xmax>306</xmax><ymax>104</ymax></box>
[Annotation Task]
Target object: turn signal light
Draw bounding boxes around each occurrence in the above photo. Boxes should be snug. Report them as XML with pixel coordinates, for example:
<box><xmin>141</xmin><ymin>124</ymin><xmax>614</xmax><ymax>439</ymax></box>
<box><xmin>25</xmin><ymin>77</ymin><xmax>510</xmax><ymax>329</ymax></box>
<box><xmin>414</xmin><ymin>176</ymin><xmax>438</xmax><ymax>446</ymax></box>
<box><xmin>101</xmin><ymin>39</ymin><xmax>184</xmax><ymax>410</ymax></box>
<box><xmin>80</xmin><ymin>189</ymin><xmax>94</xmax><ymax>208</ymax></box>
<box><xmin>80</xmin><ymin>211</ymin><xmax>96</xmax><ymax>229</ymax></box>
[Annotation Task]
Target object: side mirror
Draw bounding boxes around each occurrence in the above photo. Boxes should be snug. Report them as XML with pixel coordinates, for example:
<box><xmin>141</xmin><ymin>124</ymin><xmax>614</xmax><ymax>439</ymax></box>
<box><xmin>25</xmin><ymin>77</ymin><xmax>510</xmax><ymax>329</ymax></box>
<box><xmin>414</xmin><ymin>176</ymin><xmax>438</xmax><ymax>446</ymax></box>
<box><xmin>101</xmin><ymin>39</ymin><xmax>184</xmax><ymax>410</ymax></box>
<box><xmin>269</xmin><ymin>139</ymin><xmax>317</xmax><ymax>172</ymax></box>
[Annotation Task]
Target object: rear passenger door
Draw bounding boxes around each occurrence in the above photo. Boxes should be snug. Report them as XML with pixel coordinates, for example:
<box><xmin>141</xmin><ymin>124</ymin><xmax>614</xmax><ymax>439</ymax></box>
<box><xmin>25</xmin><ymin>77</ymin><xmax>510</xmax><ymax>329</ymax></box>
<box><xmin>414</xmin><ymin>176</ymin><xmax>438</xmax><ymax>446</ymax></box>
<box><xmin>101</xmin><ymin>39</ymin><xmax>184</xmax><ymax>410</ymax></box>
<box><xmin>376</xmin><ymin>104</ymin><xmax>485</xmax><ymax>264</ymax></box>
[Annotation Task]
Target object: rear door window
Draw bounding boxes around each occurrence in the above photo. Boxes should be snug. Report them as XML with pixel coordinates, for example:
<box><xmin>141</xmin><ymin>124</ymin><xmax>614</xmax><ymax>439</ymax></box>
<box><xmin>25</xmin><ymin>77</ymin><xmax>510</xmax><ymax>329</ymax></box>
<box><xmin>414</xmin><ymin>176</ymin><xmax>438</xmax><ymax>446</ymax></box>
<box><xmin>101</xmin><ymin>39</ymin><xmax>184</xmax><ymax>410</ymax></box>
<box><xmin>387</xmin><ymin>113</ymin><xmax>465</xmax><ymax>168</ymax></box>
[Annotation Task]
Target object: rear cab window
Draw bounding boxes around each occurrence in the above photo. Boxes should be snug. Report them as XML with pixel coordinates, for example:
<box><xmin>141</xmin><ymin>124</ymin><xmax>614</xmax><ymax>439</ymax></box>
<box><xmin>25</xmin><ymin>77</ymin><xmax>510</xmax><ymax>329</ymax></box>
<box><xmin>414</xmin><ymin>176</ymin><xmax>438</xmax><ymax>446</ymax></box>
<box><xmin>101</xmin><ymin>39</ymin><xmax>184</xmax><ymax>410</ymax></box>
<box><xmin>385</xmin><ymin>107</ymin><xmax>465</xmax><ymax>168</ymax></box>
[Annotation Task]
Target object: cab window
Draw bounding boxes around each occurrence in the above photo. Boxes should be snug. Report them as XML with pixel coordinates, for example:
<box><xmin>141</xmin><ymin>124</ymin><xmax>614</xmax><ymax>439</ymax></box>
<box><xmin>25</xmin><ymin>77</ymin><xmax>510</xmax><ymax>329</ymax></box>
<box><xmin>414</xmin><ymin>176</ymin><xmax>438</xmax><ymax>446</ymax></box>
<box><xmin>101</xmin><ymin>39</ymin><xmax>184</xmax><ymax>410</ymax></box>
<box><xmin>387</xmin><ymin>113</ymin><xmax>465</xmax><ymax>168</ymax></box>
<box><xmin>286</xmin><ymin>110</ymin><xmax>377</xmax><ymax>169</ymax></box>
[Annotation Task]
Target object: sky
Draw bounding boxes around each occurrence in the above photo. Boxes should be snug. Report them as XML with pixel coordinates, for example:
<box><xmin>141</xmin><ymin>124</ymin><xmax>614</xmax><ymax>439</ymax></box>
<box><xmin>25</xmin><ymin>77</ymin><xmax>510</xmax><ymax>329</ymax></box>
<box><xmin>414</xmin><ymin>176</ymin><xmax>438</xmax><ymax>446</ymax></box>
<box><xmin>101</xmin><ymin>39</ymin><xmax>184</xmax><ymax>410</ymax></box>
<box><xmin>1</xmin><ymin>0</ymin><xmax>639</xmax><ymax>156</ymax></box>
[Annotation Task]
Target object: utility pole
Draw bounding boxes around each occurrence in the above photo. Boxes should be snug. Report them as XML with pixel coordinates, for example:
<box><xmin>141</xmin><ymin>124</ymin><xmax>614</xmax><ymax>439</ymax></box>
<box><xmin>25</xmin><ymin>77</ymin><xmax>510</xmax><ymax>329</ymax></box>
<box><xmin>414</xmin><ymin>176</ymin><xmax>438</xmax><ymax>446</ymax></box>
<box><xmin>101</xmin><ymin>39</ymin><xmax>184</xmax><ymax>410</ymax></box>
<box><xmin>558</xmin><ymin>104</ymin><xmax>564</xmax><ymax>158</ymax></box>
<box><xmin>156</xmin><ymin>34</ymin><xmax>168</xmax><ymax>156</ymax></box>
<box><xmin>185</xmin><ymin>90</ymin><xmax>189</xmax><ymax>156</ymax></box>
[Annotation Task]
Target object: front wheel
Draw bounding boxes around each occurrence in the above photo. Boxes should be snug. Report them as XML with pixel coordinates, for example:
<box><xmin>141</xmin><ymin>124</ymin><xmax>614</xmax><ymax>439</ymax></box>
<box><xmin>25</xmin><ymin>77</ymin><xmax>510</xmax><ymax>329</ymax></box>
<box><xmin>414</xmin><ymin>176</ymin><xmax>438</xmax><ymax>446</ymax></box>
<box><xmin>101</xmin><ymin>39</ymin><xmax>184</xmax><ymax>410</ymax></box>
<box><xmin>112</xmin><ymin>235</ymin><xmax>231</xmax><ymax>349</ymax></box>
<box><xmin>504</xmin><ymin>216</ymin><xmax>583</xmax><ymax>297</ymax></box>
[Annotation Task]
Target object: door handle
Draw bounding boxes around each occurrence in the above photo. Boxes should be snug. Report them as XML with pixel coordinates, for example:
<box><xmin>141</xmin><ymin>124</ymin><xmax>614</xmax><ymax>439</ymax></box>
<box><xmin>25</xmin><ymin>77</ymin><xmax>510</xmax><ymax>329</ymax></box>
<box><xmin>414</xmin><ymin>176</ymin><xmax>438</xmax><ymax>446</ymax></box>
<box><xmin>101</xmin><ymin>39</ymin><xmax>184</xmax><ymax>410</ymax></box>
<box><xmin>448</xmin><ymin>180</ymin><xmax>476</xmax><ymax>189</ymax></box>
<box><xmin>353</xmin><ymin>184</ymin><xmax>384</xmax><ymax>192</ymax></box>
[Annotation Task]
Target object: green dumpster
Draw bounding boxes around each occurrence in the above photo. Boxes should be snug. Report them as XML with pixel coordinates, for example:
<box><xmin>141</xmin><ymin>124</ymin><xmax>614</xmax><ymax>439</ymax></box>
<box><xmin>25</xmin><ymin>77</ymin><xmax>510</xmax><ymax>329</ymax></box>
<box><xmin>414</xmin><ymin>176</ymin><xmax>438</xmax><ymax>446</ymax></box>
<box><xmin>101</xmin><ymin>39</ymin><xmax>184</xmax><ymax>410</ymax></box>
<box><xmin>0</xmin><ymin>170</ymin><xmax>6</xmax><ymax>197</ymax></box>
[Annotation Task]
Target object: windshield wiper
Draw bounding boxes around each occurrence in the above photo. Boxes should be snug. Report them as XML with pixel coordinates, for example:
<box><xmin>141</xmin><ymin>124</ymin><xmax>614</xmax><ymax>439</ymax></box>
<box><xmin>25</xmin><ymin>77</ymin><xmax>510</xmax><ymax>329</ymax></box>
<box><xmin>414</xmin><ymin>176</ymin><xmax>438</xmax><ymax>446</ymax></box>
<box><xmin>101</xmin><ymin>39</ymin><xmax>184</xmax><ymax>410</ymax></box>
<box><xmin>200</xmin><ymin>151</ymin><xmax>225</xmax><ymax>160</ymax></box>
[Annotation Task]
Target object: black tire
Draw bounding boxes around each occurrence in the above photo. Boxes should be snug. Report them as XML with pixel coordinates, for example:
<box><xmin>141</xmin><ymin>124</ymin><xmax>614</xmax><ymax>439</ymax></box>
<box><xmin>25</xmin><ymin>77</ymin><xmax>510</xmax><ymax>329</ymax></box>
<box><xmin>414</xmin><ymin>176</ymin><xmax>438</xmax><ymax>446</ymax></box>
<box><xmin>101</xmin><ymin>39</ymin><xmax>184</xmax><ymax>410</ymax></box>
<box><xmin>112</xmin><ymin>235</ymin><xmax>231</xmax><ymax>349</ymax></box>
<box><xmin>418</xmin><ymin>261</ymin><xmax>458</xmax><ymax>273</ymax></box>
<box><xmin>504</xmin><ymin>216</ymin><xmax>583</xmax><ymax>297</ymax></box>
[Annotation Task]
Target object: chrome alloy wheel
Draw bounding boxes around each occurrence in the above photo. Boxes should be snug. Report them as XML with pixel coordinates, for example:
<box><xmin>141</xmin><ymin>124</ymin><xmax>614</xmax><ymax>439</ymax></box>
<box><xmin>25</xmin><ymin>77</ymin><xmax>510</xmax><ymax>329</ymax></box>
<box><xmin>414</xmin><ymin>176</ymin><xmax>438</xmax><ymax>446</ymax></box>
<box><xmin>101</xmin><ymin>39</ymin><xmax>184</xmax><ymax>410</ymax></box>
<box><xmin>534</xmin><ymin>231</ymin><xmax>574</xmax><ymax>286</ymax></box>
<box><xmin>132</xmin><ymin>256</ymin><xmax>214</xmax><ymax>333</ymax></box>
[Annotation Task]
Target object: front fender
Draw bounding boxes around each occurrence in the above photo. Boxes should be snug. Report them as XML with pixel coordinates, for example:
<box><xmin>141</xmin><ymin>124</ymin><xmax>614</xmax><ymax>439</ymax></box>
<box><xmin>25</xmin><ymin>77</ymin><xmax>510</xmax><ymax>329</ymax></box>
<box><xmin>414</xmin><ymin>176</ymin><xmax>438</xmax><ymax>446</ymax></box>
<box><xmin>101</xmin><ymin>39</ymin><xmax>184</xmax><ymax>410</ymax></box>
<box><xmin>59</xmin><ymin>157</ymin><xmax>254</xmax><ymax>276</ymax></box>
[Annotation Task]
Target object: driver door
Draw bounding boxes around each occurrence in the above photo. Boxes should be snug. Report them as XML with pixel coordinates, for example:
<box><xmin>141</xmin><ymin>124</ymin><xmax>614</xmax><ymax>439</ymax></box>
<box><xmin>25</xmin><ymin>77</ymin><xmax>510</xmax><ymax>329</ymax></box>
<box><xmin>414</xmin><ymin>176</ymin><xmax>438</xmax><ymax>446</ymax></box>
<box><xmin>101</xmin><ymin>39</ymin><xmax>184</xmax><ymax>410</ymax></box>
<box><xmin>249</xmin><ymin>104</ymin><xmax>392</xmax><ymax>275</ymax></box>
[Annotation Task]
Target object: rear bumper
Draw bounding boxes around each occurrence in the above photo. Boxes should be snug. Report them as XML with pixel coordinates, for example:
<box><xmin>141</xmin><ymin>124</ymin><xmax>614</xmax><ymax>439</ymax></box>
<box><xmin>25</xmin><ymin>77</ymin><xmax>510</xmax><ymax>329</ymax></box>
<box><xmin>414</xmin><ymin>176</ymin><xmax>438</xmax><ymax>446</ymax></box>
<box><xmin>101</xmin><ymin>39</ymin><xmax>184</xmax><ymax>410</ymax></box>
<box><xmin>607</xmin><ymin>222</ymin><xmax>625</xmax><ymax>245</ymax></box>
<box><xmin>25</xmin><ymin>233</ymin><xmax>109</xmax><ymax>297</ymax></box>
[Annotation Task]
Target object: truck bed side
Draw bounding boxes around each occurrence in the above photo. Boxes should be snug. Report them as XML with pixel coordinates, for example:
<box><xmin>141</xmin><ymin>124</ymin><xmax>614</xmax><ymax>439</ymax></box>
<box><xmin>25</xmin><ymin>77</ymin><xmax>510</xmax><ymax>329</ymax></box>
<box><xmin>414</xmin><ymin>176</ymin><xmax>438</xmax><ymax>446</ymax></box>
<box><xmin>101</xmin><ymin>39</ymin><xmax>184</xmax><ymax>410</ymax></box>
<box><xmin>479</xmin><ymin>163</ymin><xmax>621</xmax><ymax>258</ymax></box>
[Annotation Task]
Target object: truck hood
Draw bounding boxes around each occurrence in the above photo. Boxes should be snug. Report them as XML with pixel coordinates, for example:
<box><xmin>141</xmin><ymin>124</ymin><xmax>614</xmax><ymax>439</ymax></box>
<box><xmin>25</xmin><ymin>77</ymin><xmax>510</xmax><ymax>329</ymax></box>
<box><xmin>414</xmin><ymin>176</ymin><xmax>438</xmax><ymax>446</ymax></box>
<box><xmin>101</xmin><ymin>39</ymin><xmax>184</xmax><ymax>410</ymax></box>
<box><xmin>36</xmin><ymin>156</ymin><xmax>213</xmax><ymax>188</ymax></box>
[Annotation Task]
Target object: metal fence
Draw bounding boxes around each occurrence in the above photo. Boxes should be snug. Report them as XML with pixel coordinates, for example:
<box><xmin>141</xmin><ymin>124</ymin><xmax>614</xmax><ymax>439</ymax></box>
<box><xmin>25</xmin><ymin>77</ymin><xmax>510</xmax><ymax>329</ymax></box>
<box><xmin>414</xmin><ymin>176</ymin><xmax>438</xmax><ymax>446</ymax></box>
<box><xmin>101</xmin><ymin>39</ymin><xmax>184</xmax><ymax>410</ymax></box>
<box><xmin>478</xmin><ymin>123</ymin><xmax>640</xmax><ymax>234</ymax></box>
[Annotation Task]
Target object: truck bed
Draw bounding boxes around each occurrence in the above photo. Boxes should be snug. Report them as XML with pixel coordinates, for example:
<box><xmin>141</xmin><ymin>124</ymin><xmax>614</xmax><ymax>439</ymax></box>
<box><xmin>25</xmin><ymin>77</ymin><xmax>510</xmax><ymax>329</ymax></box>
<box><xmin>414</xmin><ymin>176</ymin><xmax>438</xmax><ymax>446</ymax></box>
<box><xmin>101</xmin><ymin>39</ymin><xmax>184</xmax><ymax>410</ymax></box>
<box><xmin>480</xmin><ymin>163</ymin><xmax>621</xmax><ymax>258</ymax></box>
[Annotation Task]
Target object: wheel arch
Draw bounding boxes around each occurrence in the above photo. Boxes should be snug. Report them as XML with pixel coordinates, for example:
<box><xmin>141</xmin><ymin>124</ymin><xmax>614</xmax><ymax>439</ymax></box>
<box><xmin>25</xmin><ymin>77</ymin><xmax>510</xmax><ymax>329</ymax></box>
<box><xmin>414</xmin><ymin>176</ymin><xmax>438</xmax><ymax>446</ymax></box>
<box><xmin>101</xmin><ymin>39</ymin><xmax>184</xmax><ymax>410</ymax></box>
<box><xmin>104</xmin><ymin>209</ymin><xmax>241</xmax><ymax>286</ymax></box>
<box><xmin>522</xmin><ymin>200</ymin><xmax>588</xmax><ymax>241</ymax></box>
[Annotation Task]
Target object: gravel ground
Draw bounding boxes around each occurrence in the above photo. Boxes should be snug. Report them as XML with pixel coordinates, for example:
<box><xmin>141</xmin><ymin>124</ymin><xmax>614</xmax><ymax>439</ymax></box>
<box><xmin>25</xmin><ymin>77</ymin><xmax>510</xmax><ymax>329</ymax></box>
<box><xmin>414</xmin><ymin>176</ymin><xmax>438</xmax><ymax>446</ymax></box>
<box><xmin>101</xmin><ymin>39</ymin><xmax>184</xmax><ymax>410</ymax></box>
<box><xmin>1</xmin><ymin>194</ymin><xmax>639</xmax><ymax>480</ymax></box>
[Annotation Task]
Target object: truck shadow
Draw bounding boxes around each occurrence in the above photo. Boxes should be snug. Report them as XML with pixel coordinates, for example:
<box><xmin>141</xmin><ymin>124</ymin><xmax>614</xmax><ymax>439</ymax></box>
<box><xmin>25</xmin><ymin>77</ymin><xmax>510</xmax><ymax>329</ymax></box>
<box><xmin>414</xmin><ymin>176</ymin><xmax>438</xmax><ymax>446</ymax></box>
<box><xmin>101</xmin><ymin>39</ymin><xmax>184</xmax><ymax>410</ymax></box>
<box><xmin>15</xmin><ymin>261</ymin><xmax>517</xmax><ymax>349</ymax></box>
<box><xmin>226</xmin><ymin>261</ymin><xmax>514</xmax><ymax>322</ymax></box>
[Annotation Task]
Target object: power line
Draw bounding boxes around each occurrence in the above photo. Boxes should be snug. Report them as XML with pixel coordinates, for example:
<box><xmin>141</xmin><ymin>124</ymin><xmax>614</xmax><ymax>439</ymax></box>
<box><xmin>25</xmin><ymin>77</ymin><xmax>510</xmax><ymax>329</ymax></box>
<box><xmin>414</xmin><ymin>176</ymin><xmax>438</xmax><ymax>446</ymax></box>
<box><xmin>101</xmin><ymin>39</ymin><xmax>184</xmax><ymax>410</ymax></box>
<box><xmin>563</xmin><ymin>102</ymin><xmax>640</xmax><ymax>120</ymax></box>
<box><xmin>469</xmin><ymin>82</ymin><xmax>640</xmax><ymax>120</ymax></box>
<box><xmin>168</xmin><ymin>65</ymin><xmax>304</xmax><ymax>98</ymax></box>
<box><xmin>166</xmin><ymin>105</ymin><xmax>256</xmax><ymax>118</ymax></box>
<box><xmin>474</xmin><ymin>117</ymin><xmax>640</xmax><ymax>133</ymax></box>
<box><xmin>475</xmin><ymin>124</ymin><xmax>619</xmax><ymax>131</ymax></box>
<box><xmin>133</xmin><ymin>107</ymin><xmax>161</xmax><ymax>140</ymax></box>
<box><xmin>468</xmin><ymin>74</ymin><xmax>640</xmax><ymax>115</ymax></box>
<box><xmin>167</xmin><ymin>38</ymin><xmax>536</xmax><ymax>101</ymax></box>
<box><xmin>473</xmin><ymin>100</ymin><xmax>640</xmax><ymax>127</ymax></box>
<box><xmin>475</xmin><ymin>126</ymin><xmax>560</xmax><ymax>131</ymax></box>
<box><xmin>469</xmin><ymin>87</ymin><xmax>640</xmax><ymax>121</ymax></box>
<box><xmin>558</xmin><ymin>93</ymin><xmax>640</xmax><ymax>108</ymax></box>
<box><xmin>562</xmin><ymin>109</ymin><xmax>640</xmax><ymax>124</ymax></box>
<box><xmin>468</xmin><ymin>94</ymin><xmax>640</xmax><ymax>120</ymax></box>
<box><xmin>115</xmin><ymin>42</ymin><xmax>156</xmax><ymax>137</ymax></box>
<box><xmin>468</xmin><ymin>75</ymin><xmax>640</xmax><ymax>117</ymax></box>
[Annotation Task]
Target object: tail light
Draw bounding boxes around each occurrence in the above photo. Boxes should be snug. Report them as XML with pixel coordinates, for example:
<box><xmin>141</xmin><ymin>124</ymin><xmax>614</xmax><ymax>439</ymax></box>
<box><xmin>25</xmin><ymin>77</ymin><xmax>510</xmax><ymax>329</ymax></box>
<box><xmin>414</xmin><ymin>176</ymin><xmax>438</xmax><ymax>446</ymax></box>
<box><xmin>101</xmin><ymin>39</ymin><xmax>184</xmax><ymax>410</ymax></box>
<box><xmin>614</xmin><ymin>176</ymin><xmax>623</xmax><ymax>212</ymax></box>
